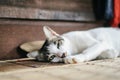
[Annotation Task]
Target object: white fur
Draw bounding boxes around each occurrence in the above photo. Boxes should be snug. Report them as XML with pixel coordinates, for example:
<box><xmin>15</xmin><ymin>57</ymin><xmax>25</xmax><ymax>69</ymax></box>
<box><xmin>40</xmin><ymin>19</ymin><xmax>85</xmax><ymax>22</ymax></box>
<box><xmin>28</xmin><ymin>27</ymin><xmax>120</xmax><ymax>64</ymax></box>
<box><xmin>62</xmin><ymin>28</ymin><xmax>120</xmax><ymax>63</ymax></box>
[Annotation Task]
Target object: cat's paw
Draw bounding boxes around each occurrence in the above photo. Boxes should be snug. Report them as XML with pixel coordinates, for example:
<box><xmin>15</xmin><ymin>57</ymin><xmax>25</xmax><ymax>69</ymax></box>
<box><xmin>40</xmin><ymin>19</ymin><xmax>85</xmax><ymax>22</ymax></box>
<box><xmin>64</xmin><ymin>56</ymin><xmax>76</xmax><ymax>64</ymax></box>
<box><xmin>64</xmin><ymin>55</ymin><xmax>85</xmax><ymax>64</ymax></box>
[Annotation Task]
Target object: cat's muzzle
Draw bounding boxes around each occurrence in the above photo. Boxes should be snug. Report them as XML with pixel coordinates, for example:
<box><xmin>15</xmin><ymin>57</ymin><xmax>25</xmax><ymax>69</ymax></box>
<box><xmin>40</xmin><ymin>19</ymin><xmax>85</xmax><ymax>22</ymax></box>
<box><xmin>61</xmin><ymin>53</ymin><xmax>67</xmax><ymax>58</ymax></box>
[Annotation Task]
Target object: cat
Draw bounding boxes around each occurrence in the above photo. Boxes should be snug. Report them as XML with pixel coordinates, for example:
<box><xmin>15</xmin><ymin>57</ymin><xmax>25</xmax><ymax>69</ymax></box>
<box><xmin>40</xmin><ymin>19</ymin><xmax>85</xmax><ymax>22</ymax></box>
<box><xmin>27</xmin><ymin>26</ymin><xmax>120</xmax><ymax>64</ymax></box>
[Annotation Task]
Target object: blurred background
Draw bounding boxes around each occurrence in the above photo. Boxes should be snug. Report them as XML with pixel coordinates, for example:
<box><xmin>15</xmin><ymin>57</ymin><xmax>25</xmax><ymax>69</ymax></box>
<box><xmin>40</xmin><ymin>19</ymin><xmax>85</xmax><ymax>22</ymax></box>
<box><xmin>0</xmin><ymin>0</ymin><xmax>103</xmax><ymax>60</ymax></box>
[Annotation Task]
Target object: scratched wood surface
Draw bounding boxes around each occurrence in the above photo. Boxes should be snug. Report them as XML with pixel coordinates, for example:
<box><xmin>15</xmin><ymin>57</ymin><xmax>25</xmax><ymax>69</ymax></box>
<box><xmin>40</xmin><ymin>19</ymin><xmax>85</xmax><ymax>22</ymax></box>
<box><xmin>0</xmin><ymin>0</ymin><xmax>92</xmax><ymax>11</ymax></box>
<box><xmin>0</xmin><ymin>0</ymin><xmax>94</xmax><ymax>21</ymax></box>
<box><xmin>0</xmin><ymin>58</ymin><xmax>120</xmax><ymax>80</ymax></box>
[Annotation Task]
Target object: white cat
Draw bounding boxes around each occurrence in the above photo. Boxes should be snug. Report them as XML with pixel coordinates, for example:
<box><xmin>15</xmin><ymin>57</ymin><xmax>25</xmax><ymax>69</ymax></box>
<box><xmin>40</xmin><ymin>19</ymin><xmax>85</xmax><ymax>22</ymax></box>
<box><xmin>27</xmin><ymin>26</ymin><xmax>120</xmax><ymax>64</ymax></box>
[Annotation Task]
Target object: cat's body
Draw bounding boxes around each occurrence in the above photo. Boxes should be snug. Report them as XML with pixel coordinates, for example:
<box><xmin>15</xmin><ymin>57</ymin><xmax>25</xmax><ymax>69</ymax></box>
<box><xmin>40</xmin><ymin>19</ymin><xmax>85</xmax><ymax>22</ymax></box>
<box><xmin>27</xmin><ymin>27</ymin><xmax>120</xmax><ymax>64</ymax></box>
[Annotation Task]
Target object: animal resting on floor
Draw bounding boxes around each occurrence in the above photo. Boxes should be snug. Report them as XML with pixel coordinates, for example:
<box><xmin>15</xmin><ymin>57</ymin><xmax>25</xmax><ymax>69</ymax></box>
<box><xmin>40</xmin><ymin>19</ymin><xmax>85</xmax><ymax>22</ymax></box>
<box><xmin>27</xmin><ymin>26</ymin><xmax>120</xmax><ymax>64</ymax></box>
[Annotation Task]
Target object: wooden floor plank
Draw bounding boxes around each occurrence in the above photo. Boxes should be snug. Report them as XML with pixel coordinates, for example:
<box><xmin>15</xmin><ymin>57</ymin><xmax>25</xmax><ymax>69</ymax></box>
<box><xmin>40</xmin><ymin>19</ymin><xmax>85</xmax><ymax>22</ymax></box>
<box><xmin>0</xmin><ymin>59</ymin><xmax>64</xmax><ymax>72</ymax></box>
<box><xmin>0</xmin><ymin>58</ymin><xmax>120</xmax><ymax>80</ymax></box>
<box><xmin>0</xmin><ymin>62</ymin><xmax>29</xmax><ymax>72</ymax></box>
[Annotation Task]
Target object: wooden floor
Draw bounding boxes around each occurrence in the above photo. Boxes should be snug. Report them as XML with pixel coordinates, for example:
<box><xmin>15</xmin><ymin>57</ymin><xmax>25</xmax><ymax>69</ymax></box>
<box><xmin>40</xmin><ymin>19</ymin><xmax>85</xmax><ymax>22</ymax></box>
<box><xmin>0</xmin><ymin>58</ymin><xmax>120</xmax><ymax>80</ymax></box>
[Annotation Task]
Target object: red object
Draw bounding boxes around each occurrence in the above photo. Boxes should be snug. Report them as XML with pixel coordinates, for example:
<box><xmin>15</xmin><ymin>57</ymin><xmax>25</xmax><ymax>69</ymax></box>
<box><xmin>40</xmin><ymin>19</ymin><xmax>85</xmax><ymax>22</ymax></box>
<box><xmin>111</xmin><ymin>0</ymin><xmax>120</xmax><ymax>27</ymax></box>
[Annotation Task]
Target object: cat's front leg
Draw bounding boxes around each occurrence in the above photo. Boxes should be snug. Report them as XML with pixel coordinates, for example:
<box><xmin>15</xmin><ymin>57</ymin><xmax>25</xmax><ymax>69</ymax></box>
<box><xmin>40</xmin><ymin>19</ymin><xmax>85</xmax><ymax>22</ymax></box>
<box><xmin>64</xmin><ymin>54</ymin><xmax>85</xmax><ymax>64</ymax></box>
<box><xmin>64</xmin><ymin>41</ymin><xmax>110</xmax><ymax>64</ymax></box>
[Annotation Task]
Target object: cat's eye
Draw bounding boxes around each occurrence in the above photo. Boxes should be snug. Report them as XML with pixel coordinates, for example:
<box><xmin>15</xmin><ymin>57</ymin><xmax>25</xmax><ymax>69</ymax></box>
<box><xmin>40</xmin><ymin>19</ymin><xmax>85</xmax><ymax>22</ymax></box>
<box><xmin>49</xmin><ymin>55</ymin><xmax>56</xmax><ymax>61</ymax></box>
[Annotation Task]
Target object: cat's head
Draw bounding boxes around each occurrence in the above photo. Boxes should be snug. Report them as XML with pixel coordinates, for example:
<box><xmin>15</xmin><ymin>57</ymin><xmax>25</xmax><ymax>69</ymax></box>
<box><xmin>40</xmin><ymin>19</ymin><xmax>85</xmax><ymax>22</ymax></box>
<box><xmin>35</xmin><ymin>26</ymin><xmax>70</xmax><ymax>62</ymax></box>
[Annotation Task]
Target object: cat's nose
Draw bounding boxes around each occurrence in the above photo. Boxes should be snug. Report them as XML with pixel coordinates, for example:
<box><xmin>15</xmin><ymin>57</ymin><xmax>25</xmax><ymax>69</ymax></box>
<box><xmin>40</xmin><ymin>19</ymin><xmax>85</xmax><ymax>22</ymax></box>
<box><xmin>61</xmin><ymin>53</ymin><xmax>66</xmax><ymax>58</ymax></box>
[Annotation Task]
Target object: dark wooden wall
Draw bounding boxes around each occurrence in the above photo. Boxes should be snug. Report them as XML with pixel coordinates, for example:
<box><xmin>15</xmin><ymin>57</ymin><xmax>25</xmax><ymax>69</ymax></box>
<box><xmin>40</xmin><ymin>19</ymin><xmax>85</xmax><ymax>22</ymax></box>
<box><xmin>0</xmin><ymin>0</ymin><xmax>103</xmax><ymax>60</ymax></box>
<box><xmin>0</xmin><ymin>0</ymin><xmax>94</xmax><ymax>21</ymax></box>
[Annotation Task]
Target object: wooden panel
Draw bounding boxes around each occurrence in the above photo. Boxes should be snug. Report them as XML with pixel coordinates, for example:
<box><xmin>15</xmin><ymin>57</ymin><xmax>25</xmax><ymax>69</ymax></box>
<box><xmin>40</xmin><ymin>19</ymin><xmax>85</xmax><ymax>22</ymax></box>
<box><xmin>0</xmin><ymin>19</ymin><xmax>102</xmax><ymax>60</ymax></box>
<box><xmin>0</xmin><ymin>0</ymin><xmax>92</xmax><ymax>11</ymax></box>
<box><xmin>0</xmin><ymin>0</ymin><xmax>94</xmax><ymax>21</ymax></box>
<box><xmin>0</xmin><ymin>6</ymin><xmax>94</xmax><ymax>21</ymax></box>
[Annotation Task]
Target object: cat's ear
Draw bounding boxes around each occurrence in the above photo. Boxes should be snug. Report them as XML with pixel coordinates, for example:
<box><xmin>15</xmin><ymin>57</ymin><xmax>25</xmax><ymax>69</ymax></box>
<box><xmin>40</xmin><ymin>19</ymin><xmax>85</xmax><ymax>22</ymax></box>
<box><xmin>43</xmin><ymin>26</ymin><xmax>60</xmax><ymax>40</ymax></box>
